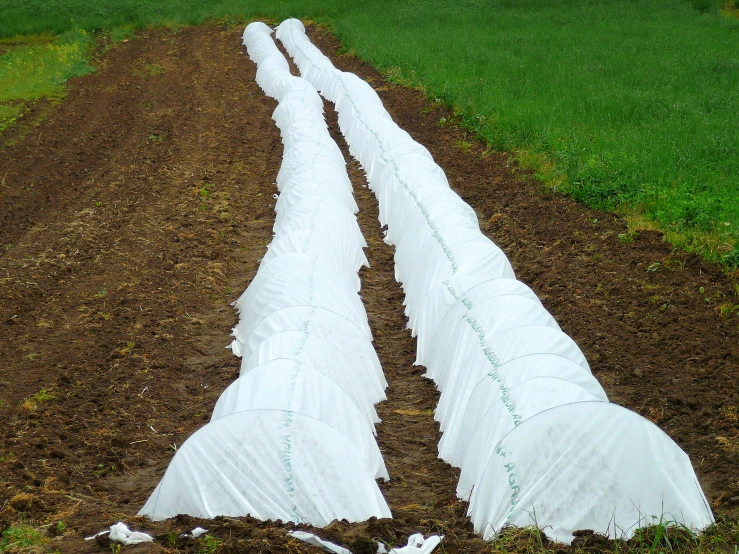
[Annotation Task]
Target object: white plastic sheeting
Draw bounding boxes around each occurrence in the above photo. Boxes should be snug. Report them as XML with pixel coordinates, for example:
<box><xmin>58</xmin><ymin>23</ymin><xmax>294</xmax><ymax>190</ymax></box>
<box><xmin>422</xmin><ymin>277</ymin><xmax>541</xmax><ymax>371</ymax></box>
<box><xmin>211</xmin><ymin>362</ymin><xmax>388</xmax><ymax>480</ymax></box>
<box><xmin>468</xmin><ymin>402</ymin><xmax>712</xmax><ymax>542</ymax></box>
<box><xmin>85</xmin><ymin>523</ymin><xmax>154</xmax><ymax>545</ymax></box>
<box><xmin>139</xmin><ymin>411</ymin><xmax>391</xmax><ymax>524</ymax></box>
<box><xmin>427</xmin><ymin>297</ymin><xmax>562</xmax><ymax>397</ymax></box>
<box><xmin>234</xmin><ymin>305</ymin><xmax>387</xmax><ymax>390</ymax></box>
<box><xmin>436</xmin><ymin>354</ymin><xmax>608</xmax><ymax>460</ymax></box>
<box><xmin>289</xmin><ymin>532</ymin><xmax>352</xmax><ymax>554</ymax></box>
<box><xmin>231</xmin><ymin>259</ymin><xmax>372</xmax><ymax>341</ymax></box>
<box><xmin>233</xmin><ymin>306</ymin><xmax>385</xmax><ymax>391</ymax></box>
<box><xmin>140</xmin><ymin>21</ymin><xmax>390</xmax><ymax>525</ymax></box>
<box><xmin>272</xmin><ymin>196</ymin><xmax>367</xmax><ymax>258</ymax></box>
<box><xmin>274</xmin><ymin>183</ymin><xmax>358</xmax><ymax>220</ymax></box>
<box><xmin>455</xmin><ymin>378</ymin><xmax>601</xmax><ymax>500</ymax></box>
<box><xmin>261</xmin><ymin>230</ymin><xmax>368</xmax><ymax>279</ymax></box>
<box><xmin>241</xmin><ymin>330</ymin><xmax>385</xmax><ymax>413</ymax></box>
<box><xmin>276</xmin><ymin>18</ymin><xmax>714</xmax><ymax>541</ymax></box>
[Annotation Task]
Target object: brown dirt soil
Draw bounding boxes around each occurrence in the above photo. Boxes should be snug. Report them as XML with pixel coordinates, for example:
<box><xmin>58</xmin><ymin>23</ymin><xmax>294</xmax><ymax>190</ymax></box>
<box><xmin>0</xmin><ymin>21</ymin><xmax>737</xmax><ymax>553</ymax></box>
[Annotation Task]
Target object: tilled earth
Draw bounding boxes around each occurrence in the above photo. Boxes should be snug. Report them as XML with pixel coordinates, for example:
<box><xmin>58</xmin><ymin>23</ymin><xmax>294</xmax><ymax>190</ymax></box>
<box><xmin>0</xmin><ymin>23</ymin><xmax>738</xmax><ymax>554</ymax></box>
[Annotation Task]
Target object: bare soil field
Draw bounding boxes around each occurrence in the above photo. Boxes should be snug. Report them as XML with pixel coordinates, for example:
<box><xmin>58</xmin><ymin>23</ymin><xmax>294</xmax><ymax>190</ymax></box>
<box><xmin>1</xmin><ymin>24</ymin><xmax>738</xmax><ymax>553</ymax></box>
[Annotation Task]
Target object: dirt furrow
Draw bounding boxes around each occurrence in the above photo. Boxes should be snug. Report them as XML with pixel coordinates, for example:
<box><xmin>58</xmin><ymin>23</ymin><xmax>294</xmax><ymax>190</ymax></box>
<box><xmin>324</xmin><ymin>108</ymin><xmax>478</xmax><ymax>542</ymax></box>
<box><xmin>270</xmin><ymin>37</ymin><xmax>480</xmax><ymax>544</ymax></box>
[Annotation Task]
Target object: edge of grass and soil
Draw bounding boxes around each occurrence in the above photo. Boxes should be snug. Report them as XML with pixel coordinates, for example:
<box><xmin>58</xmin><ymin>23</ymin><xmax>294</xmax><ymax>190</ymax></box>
<box><xmin>0</xmin><ymin>30</ymin><xmax>95</xmax><ymax>141</ymax></box>
<box><xmin>330</xmin><ymin>3</ymin><xmax>739</xmax><ymax>272</ymax></box>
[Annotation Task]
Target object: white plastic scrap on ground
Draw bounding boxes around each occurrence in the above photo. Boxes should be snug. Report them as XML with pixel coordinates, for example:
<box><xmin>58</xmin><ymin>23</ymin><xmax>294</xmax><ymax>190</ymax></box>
<box><xmin>379</xmin><ymin>534</ymin><xmax>443</xmax><ymax>554</ymax></box>
<box><xmin>138</xmin><ymin>21</ymin><xmax>390</xmax><ymax>526</ymax></box>
<box><xmin>274</xmin><ymin>17</ymin><xmax>715</xmax><ymax>542</ymax></box>
<box><xmin>289</xmin><ymin>531</ymin><xmax>353</xmax><ymax>554</ymax></box>
<box><xmin>289</xmin><ymin>532</ymin><xmax>442</xmax><ymax>554</ymax></box>
<box><xmin>84</xmin><ymin>522</ymin><xmax>154</xmax><ymax>545</ymax></box>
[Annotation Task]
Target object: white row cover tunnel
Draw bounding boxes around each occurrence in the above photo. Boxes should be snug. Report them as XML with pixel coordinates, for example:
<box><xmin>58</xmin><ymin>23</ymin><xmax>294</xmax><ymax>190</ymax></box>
<box><xmin>138</xmin><ymin>22</ymin><xmax>391</xmax><ymax>526</ymax></box>
<box><xmin>274</xmin><ymin>19</ymin><xmax>714</xmax><ymax>543</ymax></box>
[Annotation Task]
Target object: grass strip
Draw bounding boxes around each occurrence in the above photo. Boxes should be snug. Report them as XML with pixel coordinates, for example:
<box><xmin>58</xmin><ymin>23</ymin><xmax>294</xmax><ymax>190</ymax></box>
<box><xmin>0</xmin><ymin>28</ymin><xmax>94</xmax><ymax>135</ymax></box>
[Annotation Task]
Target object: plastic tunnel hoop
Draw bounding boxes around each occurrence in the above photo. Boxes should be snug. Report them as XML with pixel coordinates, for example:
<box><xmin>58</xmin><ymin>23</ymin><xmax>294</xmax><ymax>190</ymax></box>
<box><xmin>272</xmin><ymin>100</ymin><xmax>325</xmax><ymax>129</ymax></box>
<box><xmin>261</xmin><ymin>230</ymin><xmax>368</xmax><ymax>280</ymax></box>
<box><xmin>434</xmin><ymin>324</ymin><xmax>591</xmax><ymax>402</ymax></box>
<box><xmin>242</xmin><ymin>330</ymin><xmax>383</xmax><ymax>417</ymax></box>
<box><xmin>216</xmin><ymin>357</ymin><xmax>380</xmax><ymax>437</ymax></box>
<box><xmin>395</xmin><ymin>229</ymin><xmax>516</xmax><ymax>343</ymax></box>
<box><xmin>421</xmin><ymin>277</ymin><xmax>542</xmax><ymax>372</ymax></box>
<box><xmin>246</xmin><ymin>254</ymin><xmax>360</xmax><ymax>309</ymax></box>
<box><xmin>232</xmin><ymin>265</ymin><xmax>372</xmax><ymax>341</ymax></box>
<box><xmin>274</xmin><ymin>185</ymin><xmax>358</xmax><ymax>221</ymax></box>
<box><xmin>274</xmin><ymin>196</ymin><xmax>367</xmax><ymax>254</ymax></box>
<box><xmin>438</xmin><ymin>332</ymin><xmax>595</xmax><ymax>466</ymax></box>
<box><xmin>437</xmin><ymin>353</ymin><xmax>608</xmax><ymax>459</ymax></box>
<box><xmin>276</xmin><ymin>153</ymin><xmax>348</xmax><ymax>191</ymax></box>
<box><xmin>279</xmin><ymin>88</ymin><xmax>326</xmax><ymax>109</ymax></box>
<box><xmin>428</xmin><ymin>295</ymin><xmax>561</xmax><ymax>394</ymax></box>
<box><xmin>242</xmin><ymin>321</ymin><xmax>387</xmax><ymax>403</ymax></box>
<box><xmin>139</xmin><ymin>410</ymin><xmax>391</xmax><ymax>524</ymax></box>
<box><xmin>211</xmin><ymin>361</ymin><xmax>388</xmax><ymax>480</ymax></box>
<box><xmin>455</xmin><ymin>377</ymin><xmax>602</xmax><ymax>499</ymax></box>
<box><xmin>278</xmin><ymin>127</ymin><xmax>345</xmax><ymax>158</ymax></box>
<box><xmin>434</xmin><ymin>325</ymin><xmax>593</xmax><ymax>431</ymax></box>
<box><xmin>383</xmin><ymin>186</ymin><xmax>478</xmax><ymax>241</ymax></box>
<box><xmin>277</xmin><ymin>144</ymin><xmax>346</xmax><ymax>186</ymax></box>
<box><xmin>277</xmin><ymin>163</ymin><xmax>352</xmax><ymax>194</ymax></box>
<box><xmin>232</xmin><ymin>305</ymin><xmax>385</xmax><ymax>391</ymax></box>
<box><xmin>468</xmin><ymin>401</ymin><xmax>714</xmax><ymax>543</ymax></box>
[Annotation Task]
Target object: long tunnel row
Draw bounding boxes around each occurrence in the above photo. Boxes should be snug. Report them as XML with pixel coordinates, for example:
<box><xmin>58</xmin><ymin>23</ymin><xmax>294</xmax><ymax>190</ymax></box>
<box><xmin>138</xmin><ymin>22</ymin><xmax>393</xmax><ymax>526</ymax></box>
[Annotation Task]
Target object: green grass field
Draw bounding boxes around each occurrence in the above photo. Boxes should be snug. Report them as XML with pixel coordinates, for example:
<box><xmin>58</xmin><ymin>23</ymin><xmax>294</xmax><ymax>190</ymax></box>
<box><xmin>0</xmin><ymin>29</ymin><xmax>94</xmax><ymax>132</ymax></box>
<box><xmin>1</xmin><ymin>0</ymin><xmax>738</xmax><ymax>266</ymax></box>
